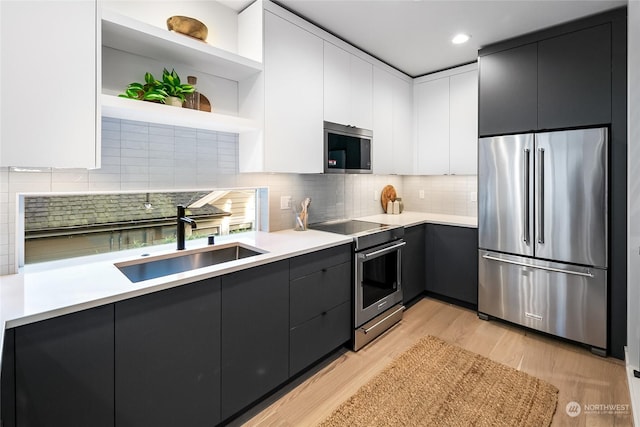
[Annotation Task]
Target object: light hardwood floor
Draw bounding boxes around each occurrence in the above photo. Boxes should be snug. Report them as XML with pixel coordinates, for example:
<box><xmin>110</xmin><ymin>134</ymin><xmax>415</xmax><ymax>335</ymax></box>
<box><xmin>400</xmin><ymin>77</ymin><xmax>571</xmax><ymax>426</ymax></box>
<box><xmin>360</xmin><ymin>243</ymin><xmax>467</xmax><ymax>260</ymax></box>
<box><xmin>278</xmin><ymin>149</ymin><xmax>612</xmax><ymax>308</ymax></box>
<box><xmin>231</xmin><ymin>297</ymin><xmax>632</xmax><ymax>427</ymax></box>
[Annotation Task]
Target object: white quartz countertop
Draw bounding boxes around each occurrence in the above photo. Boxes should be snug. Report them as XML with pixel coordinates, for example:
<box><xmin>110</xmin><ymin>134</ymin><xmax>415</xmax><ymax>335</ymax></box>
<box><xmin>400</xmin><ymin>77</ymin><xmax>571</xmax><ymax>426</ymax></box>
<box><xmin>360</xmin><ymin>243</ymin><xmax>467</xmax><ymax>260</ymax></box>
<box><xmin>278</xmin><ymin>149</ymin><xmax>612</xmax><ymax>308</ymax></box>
<box><xmin>0</xmin><ymin>211</ymin><xmax>476</xmax><ymax>361</ymax></box>
<box><xmin>358</xmin><ymin>211</ymin><xmax>477</xmax><ymax>228</ymax></box>
<box><xmin>0</xmin><ymin>230</ymin><xmax>352</xmax><ymax>337</ymax></box>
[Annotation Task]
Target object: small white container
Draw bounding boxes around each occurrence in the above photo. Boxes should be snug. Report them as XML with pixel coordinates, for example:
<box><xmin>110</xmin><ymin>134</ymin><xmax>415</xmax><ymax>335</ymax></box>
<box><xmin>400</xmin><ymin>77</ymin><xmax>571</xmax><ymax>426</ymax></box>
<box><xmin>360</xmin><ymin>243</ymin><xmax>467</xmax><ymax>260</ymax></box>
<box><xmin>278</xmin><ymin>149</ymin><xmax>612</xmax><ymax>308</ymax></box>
<box><xmin>392</xmin><ymin>200</ymin><xmax>400</xmax><ymax>214</ymax></box>
<box><xmin>387</xmin><ymin>200</ymin><xmax>393</xmax><ymax>214</ymax></box>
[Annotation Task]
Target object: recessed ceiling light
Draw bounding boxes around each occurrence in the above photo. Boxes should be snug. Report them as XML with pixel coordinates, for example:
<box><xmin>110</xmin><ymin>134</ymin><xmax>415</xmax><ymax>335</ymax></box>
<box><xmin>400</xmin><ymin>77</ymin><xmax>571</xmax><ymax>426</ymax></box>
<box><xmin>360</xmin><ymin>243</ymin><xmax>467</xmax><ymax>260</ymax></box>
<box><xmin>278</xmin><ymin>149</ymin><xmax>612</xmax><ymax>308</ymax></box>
<box><xmin>452</xmin><ymin>33</ymin><xmax>471</xmax><ymax>44</ymax></box>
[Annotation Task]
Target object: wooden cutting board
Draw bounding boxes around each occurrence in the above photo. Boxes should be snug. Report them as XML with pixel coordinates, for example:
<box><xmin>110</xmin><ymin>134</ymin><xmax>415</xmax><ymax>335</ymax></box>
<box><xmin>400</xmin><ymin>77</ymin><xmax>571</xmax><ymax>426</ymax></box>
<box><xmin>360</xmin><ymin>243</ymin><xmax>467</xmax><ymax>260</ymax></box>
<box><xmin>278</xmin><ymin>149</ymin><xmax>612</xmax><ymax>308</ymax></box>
<box><xmin>381</xmin><ymin>185</ymin><xmax>396</xmax><ymax>213</ymax></box>
<box><xmin>199</xmin><ymin>93</ymin><xmax>211</xmax><ymax>112</ymax></box>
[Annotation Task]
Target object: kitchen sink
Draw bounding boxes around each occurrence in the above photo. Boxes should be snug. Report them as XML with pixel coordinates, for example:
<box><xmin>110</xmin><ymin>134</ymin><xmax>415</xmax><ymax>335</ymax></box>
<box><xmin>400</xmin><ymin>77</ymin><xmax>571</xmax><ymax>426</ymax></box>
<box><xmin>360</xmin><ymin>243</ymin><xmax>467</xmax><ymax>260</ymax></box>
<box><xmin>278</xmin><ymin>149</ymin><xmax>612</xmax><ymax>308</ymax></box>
<box><xmin>115</xmin><ymin>243</ymin><xmax>266</xmax><ymax>283</ymax></box>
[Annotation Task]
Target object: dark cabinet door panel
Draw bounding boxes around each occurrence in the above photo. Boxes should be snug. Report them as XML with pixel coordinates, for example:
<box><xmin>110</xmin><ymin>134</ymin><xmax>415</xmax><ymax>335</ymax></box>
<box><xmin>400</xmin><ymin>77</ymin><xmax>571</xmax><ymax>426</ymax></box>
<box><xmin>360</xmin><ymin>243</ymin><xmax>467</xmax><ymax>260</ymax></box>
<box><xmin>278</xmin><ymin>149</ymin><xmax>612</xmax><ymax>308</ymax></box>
<box><xmin>115</xmin><ymin>278</ymin><xmax>221</xmax><ymax>427</ymax></box>
<box><xmin>290</xmin><ymin>301</ymin><xmax>350</xmax><ymax>376</ymax></box>
<box><xmin>290</xmin><ymin>244</ymin><xmax>351</xmax><ymax>280</ymax></box>
<box><xmin>402</xmin><ymin>224</ymin><xmax>426</xmax><ymax>304</ymax></box>
<box><xmin>15</xmin><ymin>305</ymin><xmax>114</xmax><ymax>427</ymax></box>
<box><xmin>479</xmin><ymin>43</ymin><xmax>538</xmax><ymax>136</ymax></box>
<box><xmin>221</xmin><ymin>260</ymin><xmax>289</xmax><ymax>420</ymax></box>
<box><xmin>290</xmin><ymin>261</ymin><xmax>351</xmax><ymax>326</ymax></box>
<box><xmin>538</xmin><ymin>23</ymin><xmax>611</xmax><ymax>129</ymax></box>
<box><xmin>1</xmin><ymin>329</ymin><xmax>15</xmax><ymax>427</ymax></box>
<box><xmin>426</xmin><ymin>224</ymin><xmax>479</xmax><ymax>306</ymax></box>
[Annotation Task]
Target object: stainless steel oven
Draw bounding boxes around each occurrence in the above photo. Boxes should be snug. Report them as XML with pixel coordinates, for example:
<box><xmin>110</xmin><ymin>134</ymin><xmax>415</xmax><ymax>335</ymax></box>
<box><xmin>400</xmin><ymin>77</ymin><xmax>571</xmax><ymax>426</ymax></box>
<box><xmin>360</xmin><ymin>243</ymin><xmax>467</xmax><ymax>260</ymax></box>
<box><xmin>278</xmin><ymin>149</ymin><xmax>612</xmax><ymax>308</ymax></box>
<box><xmin>309</xmin><ymin>219</ymin><xmax>405</xmax><ymax>351</ymax></box>
<box><xmin>354</xmin><ymin>239</ymin><xmax>405</xmax><ymax>350</ymax></box>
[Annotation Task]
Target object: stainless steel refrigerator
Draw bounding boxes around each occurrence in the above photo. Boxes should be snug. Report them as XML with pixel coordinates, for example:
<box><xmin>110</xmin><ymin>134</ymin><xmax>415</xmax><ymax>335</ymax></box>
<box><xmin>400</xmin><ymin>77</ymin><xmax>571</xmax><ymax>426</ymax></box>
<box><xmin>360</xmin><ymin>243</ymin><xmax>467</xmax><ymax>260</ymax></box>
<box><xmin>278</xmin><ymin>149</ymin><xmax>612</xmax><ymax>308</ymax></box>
<box><xmin>478</xmin><ymin>127</ymin><xmax>608</xmax><ymax>354</ymax></box>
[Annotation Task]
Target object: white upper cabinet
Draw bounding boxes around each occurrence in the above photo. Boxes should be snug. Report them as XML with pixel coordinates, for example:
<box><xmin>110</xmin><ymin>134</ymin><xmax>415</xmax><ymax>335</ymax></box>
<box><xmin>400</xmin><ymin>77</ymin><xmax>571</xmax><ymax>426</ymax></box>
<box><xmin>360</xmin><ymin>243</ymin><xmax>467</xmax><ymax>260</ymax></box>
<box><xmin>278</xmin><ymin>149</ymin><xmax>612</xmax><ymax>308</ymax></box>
<box><xmin>415</xmin><ymin>64</ymin><xmax>478</xmax><ymax>175</ymax></box>
<box><xmin>449</xmin><ymin>70</ymin><xmax>478</xmax><ymax>175</ymax></box>
<box><xmin>372</xmin><ymin>68</ymin><xmax>395</xmax><ymax>175</ymax></box>
<box><xmin>416</xmin><ymin>77</ymin><xmax>450</xmax><ymax>175</ymax></box>
<box><xmin>393</xmin><ymin>74</ymin><xmax>414</xmax><ymax>175</ymax></box>
<box><xmin>323</xmin><ymin>42</ymin><xmax>373</xmax><ymax>130</ymax></box>
<box><xmin>373</xmin><ymin>67</ymin><xmax>414</xmax><ymax>175</ymax></box>
<box><xmin>239</xmin><ymin>10</ymin><xmax>324</xmax><ymax>173</ymax></box>
<box><xmin>1</xmin><ymin>0</ymin><xmax>99</xmax><ymax>168</ymax></box>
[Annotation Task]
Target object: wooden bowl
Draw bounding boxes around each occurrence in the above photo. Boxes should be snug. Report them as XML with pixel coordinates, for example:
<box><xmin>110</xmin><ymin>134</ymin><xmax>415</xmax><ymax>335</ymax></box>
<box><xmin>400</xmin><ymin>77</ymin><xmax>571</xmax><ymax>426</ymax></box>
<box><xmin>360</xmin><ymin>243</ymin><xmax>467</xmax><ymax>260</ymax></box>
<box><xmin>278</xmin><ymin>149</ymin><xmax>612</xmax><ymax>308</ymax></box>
<box><xmin>167</xmin><ymin>16</ymin><xmax>208</xmax><ymax>42</ymax></box>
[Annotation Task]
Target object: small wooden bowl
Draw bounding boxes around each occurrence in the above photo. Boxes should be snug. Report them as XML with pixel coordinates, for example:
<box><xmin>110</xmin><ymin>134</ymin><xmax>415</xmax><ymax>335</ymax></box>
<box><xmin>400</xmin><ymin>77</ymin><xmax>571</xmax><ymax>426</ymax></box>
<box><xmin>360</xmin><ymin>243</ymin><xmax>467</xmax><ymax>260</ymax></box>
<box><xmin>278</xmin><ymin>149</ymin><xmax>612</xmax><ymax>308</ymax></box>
<box><xmin>166</xmin><ymin>16</ymin><xmax>208</xmax><ymax>42</ymax></box>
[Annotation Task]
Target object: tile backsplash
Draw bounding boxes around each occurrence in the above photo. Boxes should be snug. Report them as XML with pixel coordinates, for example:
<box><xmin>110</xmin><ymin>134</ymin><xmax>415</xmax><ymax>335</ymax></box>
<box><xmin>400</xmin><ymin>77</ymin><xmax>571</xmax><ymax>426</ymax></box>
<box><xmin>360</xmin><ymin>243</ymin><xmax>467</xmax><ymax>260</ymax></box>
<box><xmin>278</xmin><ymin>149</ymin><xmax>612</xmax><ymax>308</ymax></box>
<box><xmin>402</xmin><ymin>175</ymin><xmax>478</xmax><ymax>217</ymax></box>
<box><xmin>0</xmin><ymin>117</ymin><xmax>476</xmax><ymax>275</ymax></box>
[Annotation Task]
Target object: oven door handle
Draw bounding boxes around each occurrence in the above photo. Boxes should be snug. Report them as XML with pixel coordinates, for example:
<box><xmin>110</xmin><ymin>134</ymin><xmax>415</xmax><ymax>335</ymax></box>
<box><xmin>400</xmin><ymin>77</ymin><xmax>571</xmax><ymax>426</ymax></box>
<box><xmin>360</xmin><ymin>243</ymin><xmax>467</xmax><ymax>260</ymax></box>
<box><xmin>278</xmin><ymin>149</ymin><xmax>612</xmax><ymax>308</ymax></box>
<box><xmin>358</xmin><ymin>241</ymin><xmax>406</xmax><ymax>260</ymax></box>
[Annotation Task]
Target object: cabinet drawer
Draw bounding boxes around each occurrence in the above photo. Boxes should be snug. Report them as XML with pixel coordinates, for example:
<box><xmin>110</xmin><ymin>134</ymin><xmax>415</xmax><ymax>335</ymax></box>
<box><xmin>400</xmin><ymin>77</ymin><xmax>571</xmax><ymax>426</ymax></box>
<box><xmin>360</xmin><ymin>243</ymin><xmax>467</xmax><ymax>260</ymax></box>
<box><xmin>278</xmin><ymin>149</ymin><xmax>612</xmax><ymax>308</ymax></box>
<box><xmin>289</xmin><ymin>244</ymin><xmax>352</xmax><ymax>280</ymax></box>
<box><xmin>290</xmin><ymin>261</ymin><xmax>351</xmax><ymax>326</ymax></box>
<box><xmin>290</xmin><ymin>301</ymin><xmax>351</xmax><ymax>376</ymax></box>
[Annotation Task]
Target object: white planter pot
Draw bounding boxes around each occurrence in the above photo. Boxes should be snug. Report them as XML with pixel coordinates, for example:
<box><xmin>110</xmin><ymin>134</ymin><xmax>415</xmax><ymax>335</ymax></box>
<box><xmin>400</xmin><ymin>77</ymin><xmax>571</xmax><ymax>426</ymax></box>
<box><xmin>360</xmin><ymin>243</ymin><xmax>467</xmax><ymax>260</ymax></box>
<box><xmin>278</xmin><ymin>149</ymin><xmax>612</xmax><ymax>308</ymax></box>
<box><xmin>166</xmin><ymin>96</ymin><xmax>183</xmax><ymax>107</ymax></box>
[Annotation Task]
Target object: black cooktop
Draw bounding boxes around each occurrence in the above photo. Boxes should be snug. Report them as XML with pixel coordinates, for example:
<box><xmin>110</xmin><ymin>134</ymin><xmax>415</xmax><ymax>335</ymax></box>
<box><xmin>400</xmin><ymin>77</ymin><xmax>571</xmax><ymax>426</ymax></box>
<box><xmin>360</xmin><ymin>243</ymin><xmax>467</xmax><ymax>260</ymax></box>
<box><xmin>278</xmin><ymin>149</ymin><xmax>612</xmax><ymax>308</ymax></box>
<box><xmin>309</xmin><ymin>219</ymin><xmax>389</xmax><ymax>236</ymax></box>
<box><xmin>309</xmin><ymin>219</ymin><xmax>404</xmax><ymax>250</ymax></box>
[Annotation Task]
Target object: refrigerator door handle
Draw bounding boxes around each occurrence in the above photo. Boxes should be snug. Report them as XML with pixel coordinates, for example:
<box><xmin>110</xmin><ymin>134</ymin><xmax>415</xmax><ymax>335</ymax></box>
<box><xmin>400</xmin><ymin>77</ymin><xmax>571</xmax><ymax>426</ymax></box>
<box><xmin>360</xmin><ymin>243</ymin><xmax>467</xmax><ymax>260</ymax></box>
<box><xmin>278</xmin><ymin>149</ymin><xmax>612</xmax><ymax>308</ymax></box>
<box><xmin>523</xmin><ymin>148</ymin><xmax>530</xmax><ymax>243</ymax></box>
<box><xmin>537</xmin><ymin>147</ymin><xmax>545</xmax><ymax>244</ymax></box>
<box><xmin>482</xmin><ymin>254</ymin><xmax>595</xmax><ymax>278</ymax></box>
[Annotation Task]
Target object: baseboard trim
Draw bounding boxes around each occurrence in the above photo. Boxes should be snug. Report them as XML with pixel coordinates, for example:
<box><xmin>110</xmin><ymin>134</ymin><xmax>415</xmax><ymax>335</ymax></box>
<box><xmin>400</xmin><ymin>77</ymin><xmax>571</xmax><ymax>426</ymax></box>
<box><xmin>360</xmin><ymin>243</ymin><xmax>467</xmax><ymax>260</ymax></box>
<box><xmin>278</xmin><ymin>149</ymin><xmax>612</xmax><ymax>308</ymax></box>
<box><xmin>625</xmin><ymin>346</ymin><xmax>640</xmax><ymax>426</ymax></box>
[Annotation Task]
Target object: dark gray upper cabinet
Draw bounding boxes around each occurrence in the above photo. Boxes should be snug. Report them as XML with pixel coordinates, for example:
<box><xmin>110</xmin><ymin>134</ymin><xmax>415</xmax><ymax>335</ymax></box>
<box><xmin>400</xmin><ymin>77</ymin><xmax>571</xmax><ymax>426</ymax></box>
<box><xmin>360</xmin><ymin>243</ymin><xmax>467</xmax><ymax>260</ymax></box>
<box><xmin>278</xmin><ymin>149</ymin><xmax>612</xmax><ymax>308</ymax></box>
<box><xmin>402</xmin><ymin>224</ymin><xmax>426</xmax><ymax>304</ymax></box>
<box><xmin>479</xmin><ymin>43</ymin><xmax>538</xmax><ymax>136</ymax></box>
<box><xmin>15</xmin><ymin>305</ymin><xmax>114</xmax><ymax>427</ymax></box>
<box><xmin>115</xmin><ymin>278</ymin><xmax>221</xmax><ymax>427</ymax></box>
<box><xmin>479</xmin><ymin>22</ymin><xmax>613</xmax><ymax>136</ymax></box>
<box><xmin>221</xmin><ymin>260</ymin><xmax>289</xmax><ymax>420</ymax></box>
<box><xmin>289</xmin><ymin>244</ymin><xmax>352</xmax><ymax>376</ymax></box>
<box><xmin>426</xmin><ymin>224</ymin><xmax>478</xmax><ymax>307</ymax></box>
<box><xmin>538</xmin><ymin>24</ymin><xmax>612</xmax><ymax>129</ymax></box>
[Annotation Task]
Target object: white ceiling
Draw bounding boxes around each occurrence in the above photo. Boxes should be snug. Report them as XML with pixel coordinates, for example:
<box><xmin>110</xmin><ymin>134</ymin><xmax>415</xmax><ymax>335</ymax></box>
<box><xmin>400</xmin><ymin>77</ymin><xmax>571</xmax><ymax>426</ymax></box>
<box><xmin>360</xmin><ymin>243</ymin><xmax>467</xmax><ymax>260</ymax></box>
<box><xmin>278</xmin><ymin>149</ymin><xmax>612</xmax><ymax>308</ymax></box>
<box><xmin>225</xmin><ymin>0</ymin><xmax>626</xmax><ymax>77</ymax></box>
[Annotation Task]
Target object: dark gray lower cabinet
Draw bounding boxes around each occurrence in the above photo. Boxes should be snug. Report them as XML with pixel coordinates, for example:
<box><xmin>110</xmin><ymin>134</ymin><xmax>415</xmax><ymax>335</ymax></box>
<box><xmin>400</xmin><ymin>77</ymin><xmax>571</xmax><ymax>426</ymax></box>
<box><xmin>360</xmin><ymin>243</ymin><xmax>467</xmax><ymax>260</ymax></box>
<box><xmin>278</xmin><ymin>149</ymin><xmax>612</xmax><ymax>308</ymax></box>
<box><xmin>0</xmin><ymin>246</ymin><xmax>357</xmax><ymax>427</ymax></box>
<box><xmin>289</xmin><ymin>244</ymin><xmax>352</xmax><ymax>376</ymax></box>
<box><xmin>221</xmin><ymin>260</ymin><xmax>289</xmax><ymax>420</ymax></box>
<box><xmin>115</xmin><ymin>278</ymin><xmax>221</xmax><ymax>427</ymax></box>
<box><xmin>426</xmin><ymin>224</ymin><xmax>479</xmax><ymax>307</ymax></box>
<box><xmin>402</xmin><ymin>224</ymin><xmax>426</xmax><ymax>304</ymax></box>
<box><xmin>15</xmin><ymin>305</ymin><xmax>114</xmax><ymax>427</ymax></box>
<box><xmin>290</xmin><ymin>302</ymin><xmax>350</xmax><ymax>375</ymax></box>
<box><xmin>1</xmin><ymin>329</ymin><xmax>15</xmax><ymax>427</ymax></box>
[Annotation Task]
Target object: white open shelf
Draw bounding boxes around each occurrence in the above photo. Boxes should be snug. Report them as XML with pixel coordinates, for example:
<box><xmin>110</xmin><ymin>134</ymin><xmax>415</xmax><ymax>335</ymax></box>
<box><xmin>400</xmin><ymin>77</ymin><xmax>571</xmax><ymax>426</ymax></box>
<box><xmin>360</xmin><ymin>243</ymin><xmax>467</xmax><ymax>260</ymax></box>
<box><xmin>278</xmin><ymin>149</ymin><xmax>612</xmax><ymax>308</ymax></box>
<box><xmin>101</xmin><ymin>94</ymin><xmax>259</xmax><ymax>134</ymax></box>
<box><xmin>101</xmin><ymin>9</ymin><xmax>263</xmax><ymax>82</ymax></box>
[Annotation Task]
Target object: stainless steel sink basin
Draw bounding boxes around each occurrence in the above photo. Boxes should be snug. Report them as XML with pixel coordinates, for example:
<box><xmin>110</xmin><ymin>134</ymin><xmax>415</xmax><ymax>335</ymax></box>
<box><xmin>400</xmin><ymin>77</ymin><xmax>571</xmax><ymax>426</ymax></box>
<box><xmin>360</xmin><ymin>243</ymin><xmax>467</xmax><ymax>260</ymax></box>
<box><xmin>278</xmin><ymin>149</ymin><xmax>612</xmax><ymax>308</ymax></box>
<box><xmin>115</xmin><ymin>243</ymin><xmax>266</xmax><ymax>283</ymax></box>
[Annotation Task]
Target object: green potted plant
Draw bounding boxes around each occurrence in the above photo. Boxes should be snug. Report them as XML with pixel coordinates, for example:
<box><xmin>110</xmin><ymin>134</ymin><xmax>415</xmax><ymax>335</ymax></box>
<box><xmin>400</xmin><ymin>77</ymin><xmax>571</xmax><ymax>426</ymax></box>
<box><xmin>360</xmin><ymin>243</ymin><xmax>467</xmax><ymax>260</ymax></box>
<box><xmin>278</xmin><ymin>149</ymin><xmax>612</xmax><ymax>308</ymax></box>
<box><xmin>161</xmin><ymin>68</ymin><xmax>195</xmax><ymax>107</ymax></box>
<box><xmin>119</xmin><ymin>72</ymin><xmax>168</xmax><ymax>102</ymax></box>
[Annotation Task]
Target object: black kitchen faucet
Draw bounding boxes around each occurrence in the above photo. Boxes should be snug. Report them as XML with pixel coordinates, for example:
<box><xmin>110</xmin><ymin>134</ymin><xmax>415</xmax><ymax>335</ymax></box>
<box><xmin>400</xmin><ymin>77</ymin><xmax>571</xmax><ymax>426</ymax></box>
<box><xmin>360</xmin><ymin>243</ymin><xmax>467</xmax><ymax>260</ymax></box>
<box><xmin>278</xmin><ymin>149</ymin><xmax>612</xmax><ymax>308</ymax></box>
<box><xmin>177</xmin><ymin>205</ymin><xmax>197</xmax><ymax>250</ymax></box>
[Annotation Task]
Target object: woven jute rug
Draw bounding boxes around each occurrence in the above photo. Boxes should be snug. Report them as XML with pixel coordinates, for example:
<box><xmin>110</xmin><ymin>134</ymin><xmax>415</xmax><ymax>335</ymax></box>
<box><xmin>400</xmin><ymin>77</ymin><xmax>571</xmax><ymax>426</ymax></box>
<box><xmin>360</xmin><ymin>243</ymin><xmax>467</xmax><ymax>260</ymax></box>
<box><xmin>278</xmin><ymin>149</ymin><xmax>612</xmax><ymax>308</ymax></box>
<box><xmin>319</xmin><ymin>335</ymin><xmax>558</xmax><ymax>427</ymax></box>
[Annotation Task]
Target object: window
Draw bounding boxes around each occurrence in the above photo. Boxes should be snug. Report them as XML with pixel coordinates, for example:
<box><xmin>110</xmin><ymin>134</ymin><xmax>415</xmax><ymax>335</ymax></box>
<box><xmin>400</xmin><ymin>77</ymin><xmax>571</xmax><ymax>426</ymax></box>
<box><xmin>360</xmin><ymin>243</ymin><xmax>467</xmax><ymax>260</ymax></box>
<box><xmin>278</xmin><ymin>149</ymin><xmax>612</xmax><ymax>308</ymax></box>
<box><xmin>24</xmin><ymin>189</ymin><xmax>260</xmax><ymax>264</ymax></box>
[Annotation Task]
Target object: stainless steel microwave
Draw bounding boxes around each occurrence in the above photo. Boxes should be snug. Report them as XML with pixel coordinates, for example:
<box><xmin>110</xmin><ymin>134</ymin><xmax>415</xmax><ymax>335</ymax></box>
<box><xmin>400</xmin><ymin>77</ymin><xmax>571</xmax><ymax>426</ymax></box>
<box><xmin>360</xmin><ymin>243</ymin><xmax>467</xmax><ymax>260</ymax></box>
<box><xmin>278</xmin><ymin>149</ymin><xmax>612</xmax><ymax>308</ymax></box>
<box><xmin>324</xmin><ymin>121</ymin><xmax>372</xmax><ymax>174</ymax></box>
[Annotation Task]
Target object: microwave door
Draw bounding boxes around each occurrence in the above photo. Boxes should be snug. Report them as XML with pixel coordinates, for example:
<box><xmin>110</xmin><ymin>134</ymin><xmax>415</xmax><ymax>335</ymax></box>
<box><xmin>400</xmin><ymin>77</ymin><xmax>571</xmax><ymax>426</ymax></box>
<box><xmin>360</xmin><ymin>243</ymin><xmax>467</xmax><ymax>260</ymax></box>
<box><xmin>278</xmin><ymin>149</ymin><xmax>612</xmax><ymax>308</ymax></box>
<box><xmin>343</xmin><ymin>137</ymin><xmax>371</xmax><ymax>173</ymax></box>
<box><xmin>328</xmin><ymin>149</ymin><xmax>346</xmax><ymax>172</ymax></box>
